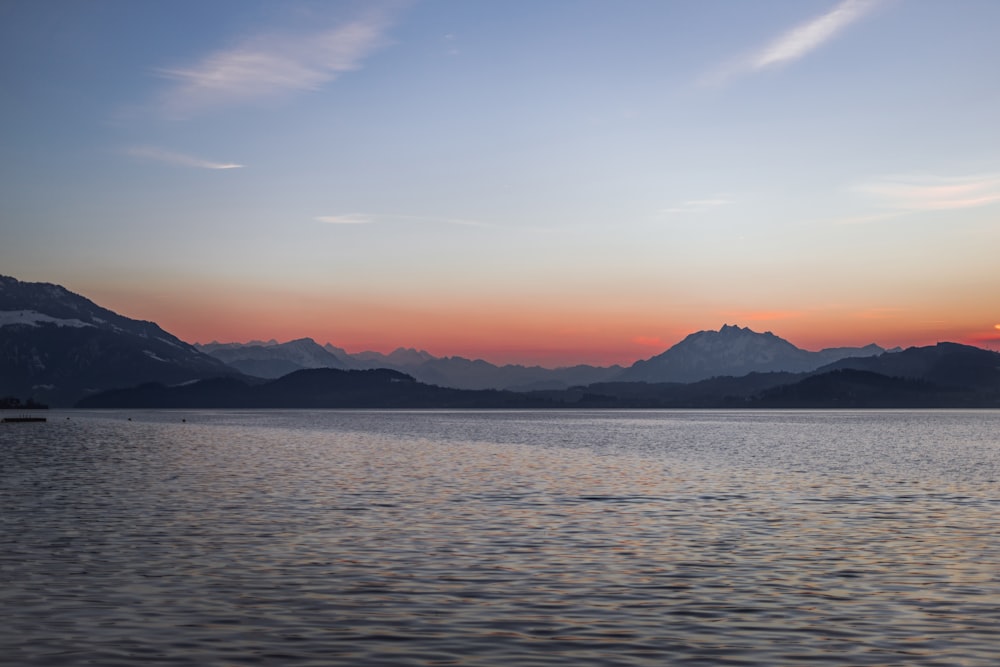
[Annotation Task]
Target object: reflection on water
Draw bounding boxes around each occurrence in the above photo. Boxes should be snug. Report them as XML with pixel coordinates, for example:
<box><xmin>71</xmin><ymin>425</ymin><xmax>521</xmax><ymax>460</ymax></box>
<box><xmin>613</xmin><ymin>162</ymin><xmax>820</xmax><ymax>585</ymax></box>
<box><xmin>2</xmin><ymin>410</ymin><xmax>999</xmax><ymax>666</ymax></box>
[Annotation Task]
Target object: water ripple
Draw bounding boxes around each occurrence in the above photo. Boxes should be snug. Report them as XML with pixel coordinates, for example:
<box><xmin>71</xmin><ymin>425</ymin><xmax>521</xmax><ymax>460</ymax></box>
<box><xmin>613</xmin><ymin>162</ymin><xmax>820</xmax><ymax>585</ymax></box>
<box><xmin>2</xmin><ymin>409</ymin><xmax>999</xmax><ymax>665</ymax></box>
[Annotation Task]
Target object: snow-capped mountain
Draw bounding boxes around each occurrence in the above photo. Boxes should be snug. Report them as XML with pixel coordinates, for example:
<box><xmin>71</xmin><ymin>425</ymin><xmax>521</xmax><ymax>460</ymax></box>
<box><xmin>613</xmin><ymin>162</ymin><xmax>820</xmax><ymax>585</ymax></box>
<box><xmin>619</xmin><ymin>324</ymin><xmax>886</xmax><ymax>383</ymax></box>
<box><xmin>196</xmin><ymin>338</ymin><xmax>349</xmax><ymax>378</ymax></box>
<box><xmin>0</xmin><ymin>275</ymin><xmax>236</xmax><ymax>406</ymax></box>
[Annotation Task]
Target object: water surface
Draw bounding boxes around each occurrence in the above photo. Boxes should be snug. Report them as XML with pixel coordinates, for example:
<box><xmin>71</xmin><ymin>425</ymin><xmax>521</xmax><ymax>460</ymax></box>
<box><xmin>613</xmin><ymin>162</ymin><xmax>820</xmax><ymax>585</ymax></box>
<box><xmin>2</xmin><ymin>410</ymin><xmax>999</xmax><ymax>665</ymax></box>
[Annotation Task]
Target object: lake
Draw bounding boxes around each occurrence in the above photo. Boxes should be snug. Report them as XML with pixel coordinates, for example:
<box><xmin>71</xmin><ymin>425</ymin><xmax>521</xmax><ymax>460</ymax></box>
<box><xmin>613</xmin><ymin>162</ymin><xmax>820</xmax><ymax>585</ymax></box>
<box><xmin>2</xmin><ymin>409</ymin><xmax>999</xmax><ymax>666</ymax></box>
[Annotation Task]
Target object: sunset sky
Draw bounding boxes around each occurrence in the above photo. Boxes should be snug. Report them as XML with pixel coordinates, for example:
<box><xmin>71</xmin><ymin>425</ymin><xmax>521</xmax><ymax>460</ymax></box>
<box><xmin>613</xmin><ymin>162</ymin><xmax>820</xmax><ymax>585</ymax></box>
<box><xmin>3</xmin><ymin>0</ymin><xmax>999</xmax><ymax>366</ymax></box>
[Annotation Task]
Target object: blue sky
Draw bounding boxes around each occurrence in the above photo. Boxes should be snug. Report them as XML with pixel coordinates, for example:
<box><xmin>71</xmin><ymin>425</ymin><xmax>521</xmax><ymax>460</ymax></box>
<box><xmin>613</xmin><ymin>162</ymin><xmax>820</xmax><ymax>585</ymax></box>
<box><xmin>2</xmin><ymin>1</ymin><xmax>999</xmax><ymax>364</ymax></box>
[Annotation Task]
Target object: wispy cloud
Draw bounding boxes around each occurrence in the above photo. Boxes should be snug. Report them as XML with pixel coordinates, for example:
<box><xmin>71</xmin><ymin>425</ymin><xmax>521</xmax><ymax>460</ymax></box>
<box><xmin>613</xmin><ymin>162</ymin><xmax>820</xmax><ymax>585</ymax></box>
<box><xmin>661</xmin><ymin>197</ymin><xmax>732</xmax><ymax>215</ymax></box>
<box><xmin>857</xmin><ymin>173</ymin><xmax>1000</xmax><ymax>211</ymax></box>
<box><xmin>751</xmin><ymin>0</ymin><xmax>881</xmax><ymax>70</ymax></box>
<box><xmin>831</xmin><ymin>211</ymin><xmax>904</xmax><ymax>226</ymax></box>
<box><xmin>315</xmin><ymin>215</ymin><xmax>373</xmax><ymax>225</ymax></box>
<box><xmin>125</xmin><ymin>145</ymin><xmax>243</xmax><ymax>170</ymax></box>
<box><xmin>705</xmin><ymin>0</ymin><xmax>883</xmax><ymax>85</ymax></box>
<box><xmin>316</xmin><ymin>213</ymin><xmax>492</xmax><ymax>228</ymax></box>
<box><xmin>156</xmin><ymin>11</ymin><xmax>393</xmax><ymax>117</ymax></box>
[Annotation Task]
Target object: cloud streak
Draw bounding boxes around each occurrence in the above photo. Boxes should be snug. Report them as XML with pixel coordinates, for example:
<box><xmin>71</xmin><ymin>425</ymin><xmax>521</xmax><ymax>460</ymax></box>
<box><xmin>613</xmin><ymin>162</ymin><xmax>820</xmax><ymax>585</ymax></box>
<box><xmin>156</xmin><ymin>12</ymin><xmax>392</xmax><ymax>116</ymax></box>
<box><xmin>831</xmin><ymin>211</ymin><xmax>904</xmax><ymax>226</ymax></box>
<box><xmin>705</xmin><ymin>0</ymin><xmax>882</xmax><ymax>85</ymax></box>
<box><xmin>315</xmin><ymin>215</ymin><xmax>373</xmax><ymax>225</ymax></box>
<box><xmin>857</xmin><ymin>173</ymin><xmax>1000</xmax><ymax>211</ymax></box>
<box><xmin>751</xmin><ymin>0</ymin><xmax>881</xmax><ymax>70</ymax></box>
<box><xmin>125</xmin><ymin>145</ymin><xmax>243</xmax><ymax>169</ymax></box>
<box><xmin>316</xmin><ymin>213</ymin><xmax>493</xmax><ymax>228</ymax></box>
<box><xmin>661</xmin><ymin>197</ymin><xmax>732</xmax><ymax>215</ymax></box>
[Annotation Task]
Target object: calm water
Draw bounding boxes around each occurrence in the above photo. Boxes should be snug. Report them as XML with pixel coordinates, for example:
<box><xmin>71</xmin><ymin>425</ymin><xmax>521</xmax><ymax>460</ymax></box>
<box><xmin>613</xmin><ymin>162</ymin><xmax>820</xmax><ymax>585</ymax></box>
<box><xmin>2</xmin><ymin>410</ymin><xmax>999</xmax><ymax>666</ymax></box>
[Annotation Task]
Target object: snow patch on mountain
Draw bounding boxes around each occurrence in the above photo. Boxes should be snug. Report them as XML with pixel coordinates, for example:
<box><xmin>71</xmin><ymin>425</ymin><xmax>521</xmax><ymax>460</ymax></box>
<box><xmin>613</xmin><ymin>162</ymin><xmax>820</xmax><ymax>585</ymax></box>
<box><xmin>0</xmin><ymin>310</ymin><xmax>93</xmax><ymax>328</ymax></box>
<box><xmin>1</xmin><ymin>274</ymin><xmax>240</xmax><ymax>406</ymax></box>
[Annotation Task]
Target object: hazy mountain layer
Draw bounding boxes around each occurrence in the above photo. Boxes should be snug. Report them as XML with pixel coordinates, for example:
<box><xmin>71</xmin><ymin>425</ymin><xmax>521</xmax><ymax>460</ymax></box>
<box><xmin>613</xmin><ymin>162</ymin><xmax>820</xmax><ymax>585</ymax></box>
<box><xmin>199</xmin><ymin>339</ymin><xmax>623</xmax><ymax>390</ymax></box>
<box><xmin>197</xmin><ymin>338</ymin><xmax>348</xmax><ymax>378</ymax></box>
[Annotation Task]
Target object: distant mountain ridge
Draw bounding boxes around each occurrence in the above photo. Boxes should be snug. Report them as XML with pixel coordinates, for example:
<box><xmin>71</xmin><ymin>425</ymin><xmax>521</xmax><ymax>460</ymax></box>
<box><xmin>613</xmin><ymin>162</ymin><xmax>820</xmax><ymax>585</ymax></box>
<box><xmin>0</xmin><ymin>275</ymin><xmax>237</xmax><ymax>406</ymax></box>
<box><xmin>198</xmin><ymin>338</ymin><xmax>350</xmax><ymax>378</ymax></box>
<box><xmin>196</xmin><ymin>339</ymin><xmax>623</xmax><ymax>391</ymax></box>
<box><xmin>195</xmin><ymin>325</ymin><xmax>895</xmax><ymax>390</ymax></box>
<box><xmin>198</xmin><ymin>325</ymin><xmax>893</xmax><ymax>390</ymax></box>
<box><xmin>620</xmin><ymin>324</ymin><xmax>888</xmax><ymax>383</ymax></box>
<box><xmin>6</xmin><ymin>274</ymin><xmax>998</xmax><ymax>409</ymax></box>
<box><xmin>79</xmin><ymin>341</ymin><xmax>1000</xmax><ymax>409</ymax></box>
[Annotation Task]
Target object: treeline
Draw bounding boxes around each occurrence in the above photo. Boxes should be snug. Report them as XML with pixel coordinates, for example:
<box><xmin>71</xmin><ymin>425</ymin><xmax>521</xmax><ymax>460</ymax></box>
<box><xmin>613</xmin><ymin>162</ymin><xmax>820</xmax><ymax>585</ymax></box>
<box><xmin>0</xmin><ymin>396</ymin><xmax>49</xmax><ymax>410</ymax></box>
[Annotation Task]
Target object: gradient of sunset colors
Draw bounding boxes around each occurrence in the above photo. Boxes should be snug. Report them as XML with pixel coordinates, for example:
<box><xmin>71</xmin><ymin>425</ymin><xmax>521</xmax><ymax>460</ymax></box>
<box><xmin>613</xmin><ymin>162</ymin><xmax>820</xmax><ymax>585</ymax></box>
<box><xmin>2</xmin><ymin>1</ymin><xmax>999</xmax><ymax>366</ymax></box>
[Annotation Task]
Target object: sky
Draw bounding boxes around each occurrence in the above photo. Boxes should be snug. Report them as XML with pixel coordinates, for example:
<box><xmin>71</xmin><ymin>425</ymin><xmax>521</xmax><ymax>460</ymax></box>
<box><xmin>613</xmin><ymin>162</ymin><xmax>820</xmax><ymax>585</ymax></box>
<box><xmin>2</xmin><ymin>0</ymin><xmax>999</xmax><ymax>366</ymax></box>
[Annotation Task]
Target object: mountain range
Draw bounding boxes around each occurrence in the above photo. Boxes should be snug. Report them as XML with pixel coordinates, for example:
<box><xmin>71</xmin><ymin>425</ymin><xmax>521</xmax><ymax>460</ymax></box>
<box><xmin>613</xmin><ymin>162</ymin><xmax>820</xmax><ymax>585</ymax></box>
<box><xmin>0</xmin><ymin>275</ymin><xmax>238</xmax><ymax>406</ymax></box>
<box><xmin>78</xmin><ymin>342</ymin><xmax>1000</xmax><ymax>409</ymax></box>
<box><xmin>3</xmin><ymin>275</ymin><xmax>999</xmax><ymax>408</ymax></box>
<box><xmin>193</xmin><ymin>324</ymin><xmax>887</xmax><ymax>391</ymax></box>
<box><xmin>195</xmin><ymin>338</ymin><xmax>623</xmax><ymax>391</ymax></box>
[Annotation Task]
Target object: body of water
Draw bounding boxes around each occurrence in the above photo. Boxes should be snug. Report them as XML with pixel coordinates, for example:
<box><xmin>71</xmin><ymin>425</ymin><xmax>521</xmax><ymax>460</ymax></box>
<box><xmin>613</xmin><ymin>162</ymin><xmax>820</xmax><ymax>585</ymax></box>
<box><xmin>2</xmin><ymin>409</ymin><xmax>999</xmax><ymax>666</ymax></box>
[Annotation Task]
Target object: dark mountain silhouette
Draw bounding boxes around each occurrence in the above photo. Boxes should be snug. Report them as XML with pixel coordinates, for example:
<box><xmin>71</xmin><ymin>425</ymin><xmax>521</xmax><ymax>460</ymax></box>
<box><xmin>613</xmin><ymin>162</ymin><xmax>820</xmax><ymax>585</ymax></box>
<box><xmin>84</xmin><ymin>353</ymin><xmax>1000</xmax><ymax>409</ymax></box>
<box><xmin>528</xmin><ymin>372</ymin><xmax>802</xmax><ymax>408</ymax></box>
<box><xmin>619</xmin><ymin>324</ymin><xmax>885</xmax><ymax>383</ymax></box>
<box><xmin>77</xmin><ymin>368</ymin><xmax>556</xmax><ymax>409</ymax></box>
<box><xmin>818</xmin><ymin>342</ymin><xmax>1000</xmax><ymax>390</ymax></box>
<box><xmin>73</xmin><ymin>338</ymin><xmax>1000</xmax><ymax>410</ymax></box>
<box><xmin>84</xmin><ymin>342</ymin><xmax>1000</xmax><ymax>409</ymax></box>
<box><xmin>751</xmin><ymin>369</ymin><xmax>946</xmax><ymax>408</ymax></box>
<box><xmin>747</xmin><ymin>343</ymin><xmax>1000</xmax><ymax>408</ymax></box>
<box><xmin>540</xmin><ymin>344</ymin><xmax>1000</xmax><ymax>408</ymax></box>
<box><xmin>0</xmin><ymin>275</ymin><xmax>239</xmax><ymax>406</ymax></box>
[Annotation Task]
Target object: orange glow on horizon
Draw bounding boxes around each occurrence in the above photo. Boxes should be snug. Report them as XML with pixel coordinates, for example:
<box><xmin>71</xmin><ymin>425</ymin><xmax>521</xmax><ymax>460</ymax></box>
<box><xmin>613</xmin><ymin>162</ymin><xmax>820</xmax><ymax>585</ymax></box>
<box><xmin>77</xmin><ymin>279</ymin><xmax>1000</xmax><ymax>367</ymax></box>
